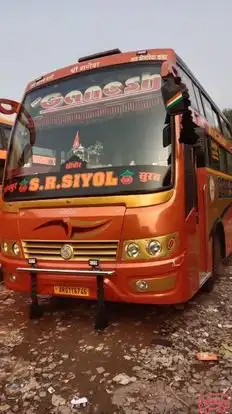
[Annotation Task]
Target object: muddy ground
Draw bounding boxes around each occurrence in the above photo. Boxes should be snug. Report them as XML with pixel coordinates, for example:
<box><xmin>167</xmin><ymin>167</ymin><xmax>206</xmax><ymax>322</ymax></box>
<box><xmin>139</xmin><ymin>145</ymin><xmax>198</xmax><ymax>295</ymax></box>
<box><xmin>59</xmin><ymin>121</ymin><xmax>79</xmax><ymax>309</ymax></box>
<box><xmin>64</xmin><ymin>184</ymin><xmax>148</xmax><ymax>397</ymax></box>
<box><xmin>0</xmin><ymin>264</ymin><xmax>232</xmax><ymax>414</ymax></box>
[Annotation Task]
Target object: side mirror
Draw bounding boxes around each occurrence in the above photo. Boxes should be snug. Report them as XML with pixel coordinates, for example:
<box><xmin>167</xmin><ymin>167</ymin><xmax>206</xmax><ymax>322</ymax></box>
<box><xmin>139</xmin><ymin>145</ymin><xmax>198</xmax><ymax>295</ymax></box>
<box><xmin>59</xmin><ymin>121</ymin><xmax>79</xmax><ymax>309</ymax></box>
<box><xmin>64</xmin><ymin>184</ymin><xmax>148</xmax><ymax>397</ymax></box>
<box><xmin>163</xmin><ymin>124</ymin><xmax>171</xmax><ymax>147</ymax></box>
<box><xmin>161</xmin><ymin>61</ymin><xmax>190</xmax><ymax>116</ymax></box>
<box><xmin>0</xmin><ymin>99</ymin><xmax>19</xmax><ymax>115</ymax></box>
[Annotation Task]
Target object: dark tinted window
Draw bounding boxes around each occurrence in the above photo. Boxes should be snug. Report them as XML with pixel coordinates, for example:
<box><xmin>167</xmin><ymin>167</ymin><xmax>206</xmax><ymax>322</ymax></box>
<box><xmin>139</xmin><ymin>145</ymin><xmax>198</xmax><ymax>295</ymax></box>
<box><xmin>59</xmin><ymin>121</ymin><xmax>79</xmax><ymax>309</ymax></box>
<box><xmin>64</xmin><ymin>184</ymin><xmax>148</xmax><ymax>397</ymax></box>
<box><xmin>208</xmin><ymin>137</ymin><xmax>228</xmax><ymax>172</ymax></box>
<box><xmin>227</xmin><ymin>152</ymin><xmax>232</xmax><ymax>174</ymax></box>
<box><xmin>0</xmin><ymin>126</ymin><xmax>11</xmax><ymax>149</ymax></box>
<box><xmin>219</xmin><ymin>147</ymin><xmax>227</xmax><ymax>172</ymax></box>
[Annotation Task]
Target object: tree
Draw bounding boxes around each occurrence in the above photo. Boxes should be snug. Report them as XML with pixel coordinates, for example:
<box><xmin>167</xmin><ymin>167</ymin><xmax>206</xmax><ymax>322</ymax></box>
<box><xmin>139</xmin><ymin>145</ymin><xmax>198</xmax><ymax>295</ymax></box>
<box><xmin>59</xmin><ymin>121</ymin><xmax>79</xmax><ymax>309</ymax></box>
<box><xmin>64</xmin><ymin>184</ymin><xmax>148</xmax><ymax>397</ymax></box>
<box><xmin>223</xmin><ymin>108</ymin><xmax>232</xmax><ymax>129</ymax></box>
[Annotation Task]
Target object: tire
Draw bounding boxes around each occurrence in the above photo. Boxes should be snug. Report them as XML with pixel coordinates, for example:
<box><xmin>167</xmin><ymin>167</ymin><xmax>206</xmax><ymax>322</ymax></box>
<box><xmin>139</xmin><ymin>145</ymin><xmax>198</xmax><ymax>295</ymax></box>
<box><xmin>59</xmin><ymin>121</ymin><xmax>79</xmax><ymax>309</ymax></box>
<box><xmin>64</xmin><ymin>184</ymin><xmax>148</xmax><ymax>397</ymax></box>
<box><xmin>201</xmin><ymin>232</ymin><xmax>222</xmax><ymax>292</ymax></box>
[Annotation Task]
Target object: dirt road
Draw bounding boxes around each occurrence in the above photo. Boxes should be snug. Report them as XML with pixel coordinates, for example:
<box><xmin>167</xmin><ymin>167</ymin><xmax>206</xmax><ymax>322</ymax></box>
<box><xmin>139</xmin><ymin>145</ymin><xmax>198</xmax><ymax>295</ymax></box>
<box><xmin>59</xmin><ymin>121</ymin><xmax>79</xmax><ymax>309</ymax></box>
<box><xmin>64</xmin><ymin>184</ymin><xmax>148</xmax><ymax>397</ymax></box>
<box><xmin>0</xmin><ymin>265</ymin><xmax>232</xmax><ymax>414</ymax></box>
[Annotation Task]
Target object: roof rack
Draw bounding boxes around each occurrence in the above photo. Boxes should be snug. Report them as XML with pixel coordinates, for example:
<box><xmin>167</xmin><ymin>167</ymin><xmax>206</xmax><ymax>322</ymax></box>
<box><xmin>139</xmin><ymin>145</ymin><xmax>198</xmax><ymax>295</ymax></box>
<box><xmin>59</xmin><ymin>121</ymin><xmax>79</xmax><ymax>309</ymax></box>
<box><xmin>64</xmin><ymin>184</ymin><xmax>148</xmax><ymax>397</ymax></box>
<box><xmin>78</xmin><ymin>48</ymin><xmax>121</xmax><ymax>63</ymax></box>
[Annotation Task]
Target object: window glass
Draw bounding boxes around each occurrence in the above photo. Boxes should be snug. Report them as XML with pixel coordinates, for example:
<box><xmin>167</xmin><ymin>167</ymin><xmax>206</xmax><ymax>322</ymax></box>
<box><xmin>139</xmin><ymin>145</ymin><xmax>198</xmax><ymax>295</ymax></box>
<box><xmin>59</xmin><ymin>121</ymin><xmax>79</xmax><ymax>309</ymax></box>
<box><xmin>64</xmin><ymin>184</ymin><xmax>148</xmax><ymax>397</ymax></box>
<box><xmin>0</xmin><ymin>125</ymin><xmax>11</xmax><ymax>149</ymax></box>
<box><xmin>220</xmin><ymin>117</ymin><xmax>232</xmax><ymax>140</ymax></box>
<box><xmin>201</xmin><ymin>95</ymin><xmax>215</xmax><ymax>126</ymax></box>
<box><xmin>4</xmin><ymin>63</ymin><xmax>173</xmax><ymax>202</ymax></box>
<box><xmin>208</xmin><ymin>137</ymin><xmax>228</xmax><ymax>172</ymax></box>
<box><xmin>211</xmin><ymin>108</ymin><xmax>220</xmax><ymax>131</ymax></box>
<box><xmin>178</xmin><ymin>67</ymin><xmax>199</xmax><ymax>111</ymax></box>
<box><xmin>227</xmin><ymin>152</ymin><xmax>232</xmax><ymax>174</ymax></box>
<box><xmin>192</xmin><ymin>85</ymin><xmax>204</xmax><ymax>116</ymax></box>
<box><xmin>208</xmin><ymin>138</ymin><xmax>220</xmax><ymax>170</ymax></box>
<box><xmin>219</xmin><ymin>146</ymin><xmax>227</xmax><ymax>172</ymax></box>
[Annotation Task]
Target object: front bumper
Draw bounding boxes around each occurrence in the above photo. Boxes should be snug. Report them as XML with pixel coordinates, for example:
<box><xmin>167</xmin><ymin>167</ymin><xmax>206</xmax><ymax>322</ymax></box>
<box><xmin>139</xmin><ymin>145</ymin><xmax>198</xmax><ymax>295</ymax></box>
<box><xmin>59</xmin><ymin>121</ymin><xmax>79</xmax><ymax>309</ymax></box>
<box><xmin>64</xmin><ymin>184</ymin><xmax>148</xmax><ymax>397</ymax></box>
<box><xmin>2</xmin><ymin>252</ymin><xmax>189</xmax><ymax>304</ymax></box>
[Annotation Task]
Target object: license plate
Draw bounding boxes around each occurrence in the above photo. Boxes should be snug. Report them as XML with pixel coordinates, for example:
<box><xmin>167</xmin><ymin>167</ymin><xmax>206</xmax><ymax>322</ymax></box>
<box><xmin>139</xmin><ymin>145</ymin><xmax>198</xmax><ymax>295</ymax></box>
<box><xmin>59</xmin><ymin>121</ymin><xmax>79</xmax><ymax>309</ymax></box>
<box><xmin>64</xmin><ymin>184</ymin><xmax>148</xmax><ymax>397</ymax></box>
<box><xmin>54</xmin><ymin>286</ymin><xmax>89</xmax><ymax>297</ymax></box>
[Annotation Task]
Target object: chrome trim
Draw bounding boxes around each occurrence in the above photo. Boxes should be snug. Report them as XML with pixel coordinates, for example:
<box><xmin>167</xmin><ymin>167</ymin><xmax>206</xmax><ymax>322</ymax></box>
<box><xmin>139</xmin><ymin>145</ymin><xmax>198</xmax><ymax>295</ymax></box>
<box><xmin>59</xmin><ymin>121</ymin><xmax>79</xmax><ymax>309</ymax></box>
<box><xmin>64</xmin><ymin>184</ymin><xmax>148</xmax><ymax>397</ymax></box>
<box><xmin>22</xmin><ymin>239</ymin><xmax>119</xmax><ymax>262</ymax></box>
<box><xmin>16</xmin><ymin>267</ymin><xmax>115</xmax><ymax>276</ymax></box>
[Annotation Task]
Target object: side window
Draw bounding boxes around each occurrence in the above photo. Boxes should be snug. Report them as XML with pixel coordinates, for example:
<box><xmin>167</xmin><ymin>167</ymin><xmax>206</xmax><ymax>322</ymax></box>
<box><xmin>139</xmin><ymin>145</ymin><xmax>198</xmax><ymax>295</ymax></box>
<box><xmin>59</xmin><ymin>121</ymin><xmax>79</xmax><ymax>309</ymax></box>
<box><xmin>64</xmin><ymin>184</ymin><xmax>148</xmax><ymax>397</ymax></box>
<box><xmin>178</xmin><ymin>67</ymin><xmax>199</xmax><ymax>112</ymax></box>
<box><xmin>2</xmin><ymin>126</ymin><xmax>11</xmax><ymax>149</ymax></box>
<box><xmin>208</xmin><ymin>137</ymin><xmax>227</xmax><ymax>172</ymax></box>
<box><xmin>208</xmin><ymin>138</ymin><xmax>220</xmax><ymax>170</ymax></box>
<box><xmin>201</xmin><ymin>95</ymin><xmax>215</xmax><ymax>126</ymax></box>
<box><xmin>220</xmin><ymin>117</ymin><xmax>232</xmax><ymax>140</ymax></box>
<box><xmin>192</xmin><ymin>85</ymin><xmax>205</xmax><ymax>116</ymax></box>
<box><xmin>227</xmin><ymin>152</ymin><xmax>232</xmax><ymax>174</ymax></box>
<box><xmin>211</xmin><ymin>108</ymin><xmax>221</xmax><ymax>131</ymax></box>
<box><xmin>219</xmin><ymin>146</ymin><xmax>227</xmax><ymax>172</ymax></box>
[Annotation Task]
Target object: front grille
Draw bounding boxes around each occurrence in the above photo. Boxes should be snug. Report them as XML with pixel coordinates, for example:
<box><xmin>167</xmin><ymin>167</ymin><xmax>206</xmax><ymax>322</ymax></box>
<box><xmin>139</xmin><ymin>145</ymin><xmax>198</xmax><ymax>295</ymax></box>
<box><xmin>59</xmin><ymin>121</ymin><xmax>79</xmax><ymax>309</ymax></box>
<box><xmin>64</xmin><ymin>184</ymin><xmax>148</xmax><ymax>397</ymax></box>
<box><xmin>22</xmin><ymin>240</ymin><xmax>119</xmax><ymax>262</ymax></box>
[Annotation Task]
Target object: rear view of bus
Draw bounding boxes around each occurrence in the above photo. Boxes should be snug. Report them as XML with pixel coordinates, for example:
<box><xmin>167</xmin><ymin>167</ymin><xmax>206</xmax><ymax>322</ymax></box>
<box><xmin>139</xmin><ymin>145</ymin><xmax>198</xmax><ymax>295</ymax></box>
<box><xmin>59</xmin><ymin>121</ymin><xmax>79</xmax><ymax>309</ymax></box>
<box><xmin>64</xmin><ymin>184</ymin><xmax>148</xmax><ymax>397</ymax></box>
<box><xmin>1</xmin><ymin>48</ymin><xmax>231</xmax><ymax>328</ymax></box>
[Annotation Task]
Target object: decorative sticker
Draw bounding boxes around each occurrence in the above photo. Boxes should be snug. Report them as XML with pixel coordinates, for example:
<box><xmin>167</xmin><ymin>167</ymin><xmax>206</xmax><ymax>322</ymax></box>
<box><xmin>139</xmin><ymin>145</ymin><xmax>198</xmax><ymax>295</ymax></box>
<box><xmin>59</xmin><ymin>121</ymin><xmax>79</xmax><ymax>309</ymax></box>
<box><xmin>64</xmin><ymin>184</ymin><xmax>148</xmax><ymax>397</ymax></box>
<box><xmin>139</xmin><ymin>172</ymin><xmax>161</xmax><ymax>183</ymax></box>
<box><xmin>3</xmin><ymin>165</ymin><xmax>169</xmax><ymax>201</ymax></box>
<box><xmin>72</xmin><ymin>130</ymin><xmax>80</xmax><ymax>150</ymax></box>
<box><xmin>31</xmin><ymin>73</ymin><xmax>161</xmax><ymax>116</ymax></box>
<box><xmin>65</xmin><ymin>161</ymin><xmax>82</xmax><ymax>170</ymax></box>
<box><xmin>120</xmin><ymin>170</ymin><xmax>134</xmax><ymax>185</ymax></box>
<box><xmin>211</xmin><ymin>140</ymin><xmax>219</xmax><ymax>161</ymax></box>
<box><xmin>18</xmin><ymin>178</ymin><xmax>30</xmax><ymax>193</ymax></box>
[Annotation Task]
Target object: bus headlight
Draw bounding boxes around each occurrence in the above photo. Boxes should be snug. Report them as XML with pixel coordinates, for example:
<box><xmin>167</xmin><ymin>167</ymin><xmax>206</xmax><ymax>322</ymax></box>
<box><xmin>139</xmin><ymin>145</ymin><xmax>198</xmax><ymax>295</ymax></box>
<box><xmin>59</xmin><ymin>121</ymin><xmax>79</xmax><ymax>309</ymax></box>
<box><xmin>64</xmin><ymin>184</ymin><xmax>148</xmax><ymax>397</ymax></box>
<box><xmin>147</xmin><ymin>240</ymin><xmax>161</xmax><ymax>255</ymax></box>
<box><xmin>122</xmin><ymin>233</ymin><xmax>179</xmax><ymax>260</ymax></box>
<box><xmin>12</xmin><ymin>242</ymin><xmax>20</xmax><ymax>256</ymax></box>
<box><xmin>126</xmin><ymin>242</ymin><xmax>140</xmax><ymax>258</ymax></box>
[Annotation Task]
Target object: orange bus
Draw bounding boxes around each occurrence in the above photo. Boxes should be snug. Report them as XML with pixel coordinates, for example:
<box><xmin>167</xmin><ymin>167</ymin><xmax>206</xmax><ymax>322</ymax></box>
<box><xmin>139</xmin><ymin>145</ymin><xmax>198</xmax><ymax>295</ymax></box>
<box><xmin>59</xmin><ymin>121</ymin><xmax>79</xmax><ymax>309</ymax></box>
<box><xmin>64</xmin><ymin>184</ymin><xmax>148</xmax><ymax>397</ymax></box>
<box><xmin>0</xmin><ymin>48</ymin><xmax>232</xmax><ymax>330</ymax></box>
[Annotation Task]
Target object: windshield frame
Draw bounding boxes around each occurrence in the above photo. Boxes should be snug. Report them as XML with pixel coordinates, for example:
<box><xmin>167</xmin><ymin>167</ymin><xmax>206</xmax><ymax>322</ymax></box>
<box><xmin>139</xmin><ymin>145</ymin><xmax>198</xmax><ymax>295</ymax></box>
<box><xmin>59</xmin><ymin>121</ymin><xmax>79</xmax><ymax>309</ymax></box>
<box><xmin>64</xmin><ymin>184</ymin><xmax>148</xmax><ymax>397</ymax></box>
<box><xmin>3</xmin><ymin>62</ymin><xmax>175</xmax><ymax>202</ymax></box>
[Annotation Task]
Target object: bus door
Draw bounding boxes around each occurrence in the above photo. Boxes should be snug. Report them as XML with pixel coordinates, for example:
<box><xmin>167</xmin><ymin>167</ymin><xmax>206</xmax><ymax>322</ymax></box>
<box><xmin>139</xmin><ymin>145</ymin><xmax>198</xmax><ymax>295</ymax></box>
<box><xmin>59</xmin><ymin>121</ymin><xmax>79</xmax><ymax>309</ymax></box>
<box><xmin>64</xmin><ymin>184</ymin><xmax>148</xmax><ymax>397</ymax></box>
<box><xmin>184</xmin><ymin>143</ymin><xmax>202</xmax><ymax>292</ymax></box>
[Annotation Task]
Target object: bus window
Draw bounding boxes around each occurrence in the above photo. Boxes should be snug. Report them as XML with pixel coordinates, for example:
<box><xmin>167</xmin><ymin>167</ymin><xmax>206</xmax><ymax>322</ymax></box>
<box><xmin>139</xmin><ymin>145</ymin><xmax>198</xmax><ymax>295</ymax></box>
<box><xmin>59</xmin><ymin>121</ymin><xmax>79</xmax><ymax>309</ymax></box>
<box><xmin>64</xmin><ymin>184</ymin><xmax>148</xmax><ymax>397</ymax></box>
<box><xmin>192</xmin><ymin>85</ymin><xmax>205</xmax><ymax>116</ymax></box>
<box><xmin>1</xmin><ymin>126</ymin><xmax>11</xmax><ymax>149</ymax></box>
<box><xmin>211</xmin><ymin>108</ymin><xmax>221</xmax><ymax>131</ymax></box>
<box><xmin>178</xmin><ymin>67</ymin><xmax>199</xmax><ymax>112</ymax></box>
<box><xmin>220</xmin><ymin>117</ymin><xmax>232</xmax><ymax>140</ymax></box>
<box><xmin>227</xmin><ymin>152</ymin><xmax>232</xmax><ymax>174</ymax></box>
<box><xmin>201</xmin><ymin>95</ymin><xmax>216</xmax><ymax>126</ymax></box>
<box><xmin>219</xmin><ymin>146</ymin><xmax>227</xmax><ymax>172</ymax></box>
<box><xmin>208</xmin><ymin>138</ymin><xmax>220</xmax><ymax>170</ymax></box>
<box><xmin>208</xmin><ymin>136</ymin><xmax>228</xmax><ymax>172</ymax></box>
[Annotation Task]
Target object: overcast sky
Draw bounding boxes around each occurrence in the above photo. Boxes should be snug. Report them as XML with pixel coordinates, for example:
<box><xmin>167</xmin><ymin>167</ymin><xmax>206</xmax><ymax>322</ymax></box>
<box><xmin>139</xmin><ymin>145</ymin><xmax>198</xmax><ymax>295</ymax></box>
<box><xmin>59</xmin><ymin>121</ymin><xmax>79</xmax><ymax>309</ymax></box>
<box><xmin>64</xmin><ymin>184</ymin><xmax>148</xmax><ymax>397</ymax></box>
<box><xmin>1</xmin><ymin>0</ymin><xmax>231</xmax><ymax>110</ymax></box>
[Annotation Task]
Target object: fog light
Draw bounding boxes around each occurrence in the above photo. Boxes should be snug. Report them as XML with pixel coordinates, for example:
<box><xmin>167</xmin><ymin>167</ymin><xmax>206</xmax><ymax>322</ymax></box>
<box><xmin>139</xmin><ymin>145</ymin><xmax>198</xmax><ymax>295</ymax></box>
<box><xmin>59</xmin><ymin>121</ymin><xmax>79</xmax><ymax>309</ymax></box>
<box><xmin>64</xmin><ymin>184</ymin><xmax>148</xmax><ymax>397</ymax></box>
<box><xmin>147</xmin><ymin>240</ymin><xmax>161</xmax><ymax>255</ymax></box>
<box><xmin>126</xmin><ymin>242</ymin><xmax>139</xmax><ymax>258</ymax></box>
<box><xmin>136</xmin><ymin>280</ymin><xmax>148</xmax><ymax>291</ymax></box>
<box><xmin>10</xmin><ymin>274</ymin><xmax>17</xmax><ymax>282</ymax></box>
<box><xmin>3</xmin><ymin>242</ymin><xmax>8</xmax><ymax>253</ymax></box>
<box><xmin>12</xmin><ymin>242</ymin><xmax>20</xmax><ymax>256</ymax></box>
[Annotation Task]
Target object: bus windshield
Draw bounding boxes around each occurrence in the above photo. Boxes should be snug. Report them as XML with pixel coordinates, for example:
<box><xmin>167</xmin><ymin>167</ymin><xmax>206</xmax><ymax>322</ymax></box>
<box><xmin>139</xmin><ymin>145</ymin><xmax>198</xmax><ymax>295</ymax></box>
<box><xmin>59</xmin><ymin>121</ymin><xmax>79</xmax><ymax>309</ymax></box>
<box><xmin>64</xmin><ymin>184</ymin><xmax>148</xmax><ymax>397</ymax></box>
<box><xmin>4</xmin><ymin>63</ymin><xmax>173</xmax><ymax>201</ymax></box>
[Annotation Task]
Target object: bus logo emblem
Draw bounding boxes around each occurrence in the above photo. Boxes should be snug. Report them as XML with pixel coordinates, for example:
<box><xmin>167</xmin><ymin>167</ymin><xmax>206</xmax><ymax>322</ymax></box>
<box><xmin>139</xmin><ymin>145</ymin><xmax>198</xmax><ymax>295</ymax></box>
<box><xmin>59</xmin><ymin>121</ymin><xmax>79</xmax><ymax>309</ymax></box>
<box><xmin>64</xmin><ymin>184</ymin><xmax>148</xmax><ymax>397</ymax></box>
<box><xmin>60</xmin><ymin>244</ymin><xmax>74</xmax><ymax>260</ymax></box>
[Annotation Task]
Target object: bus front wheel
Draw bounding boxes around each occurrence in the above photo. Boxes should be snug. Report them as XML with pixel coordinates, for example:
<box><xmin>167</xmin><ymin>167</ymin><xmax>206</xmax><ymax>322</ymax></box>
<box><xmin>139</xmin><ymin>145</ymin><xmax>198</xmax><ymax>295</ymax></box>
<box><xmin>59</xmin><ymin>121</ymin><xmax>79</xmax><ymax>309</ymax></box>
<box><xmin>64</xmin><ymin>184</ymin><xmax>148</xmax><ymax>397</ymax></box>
<box><xmin>201</xmin><ymin>232</ymin><xmax>222</xmax><ymax>292</ymax></box>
